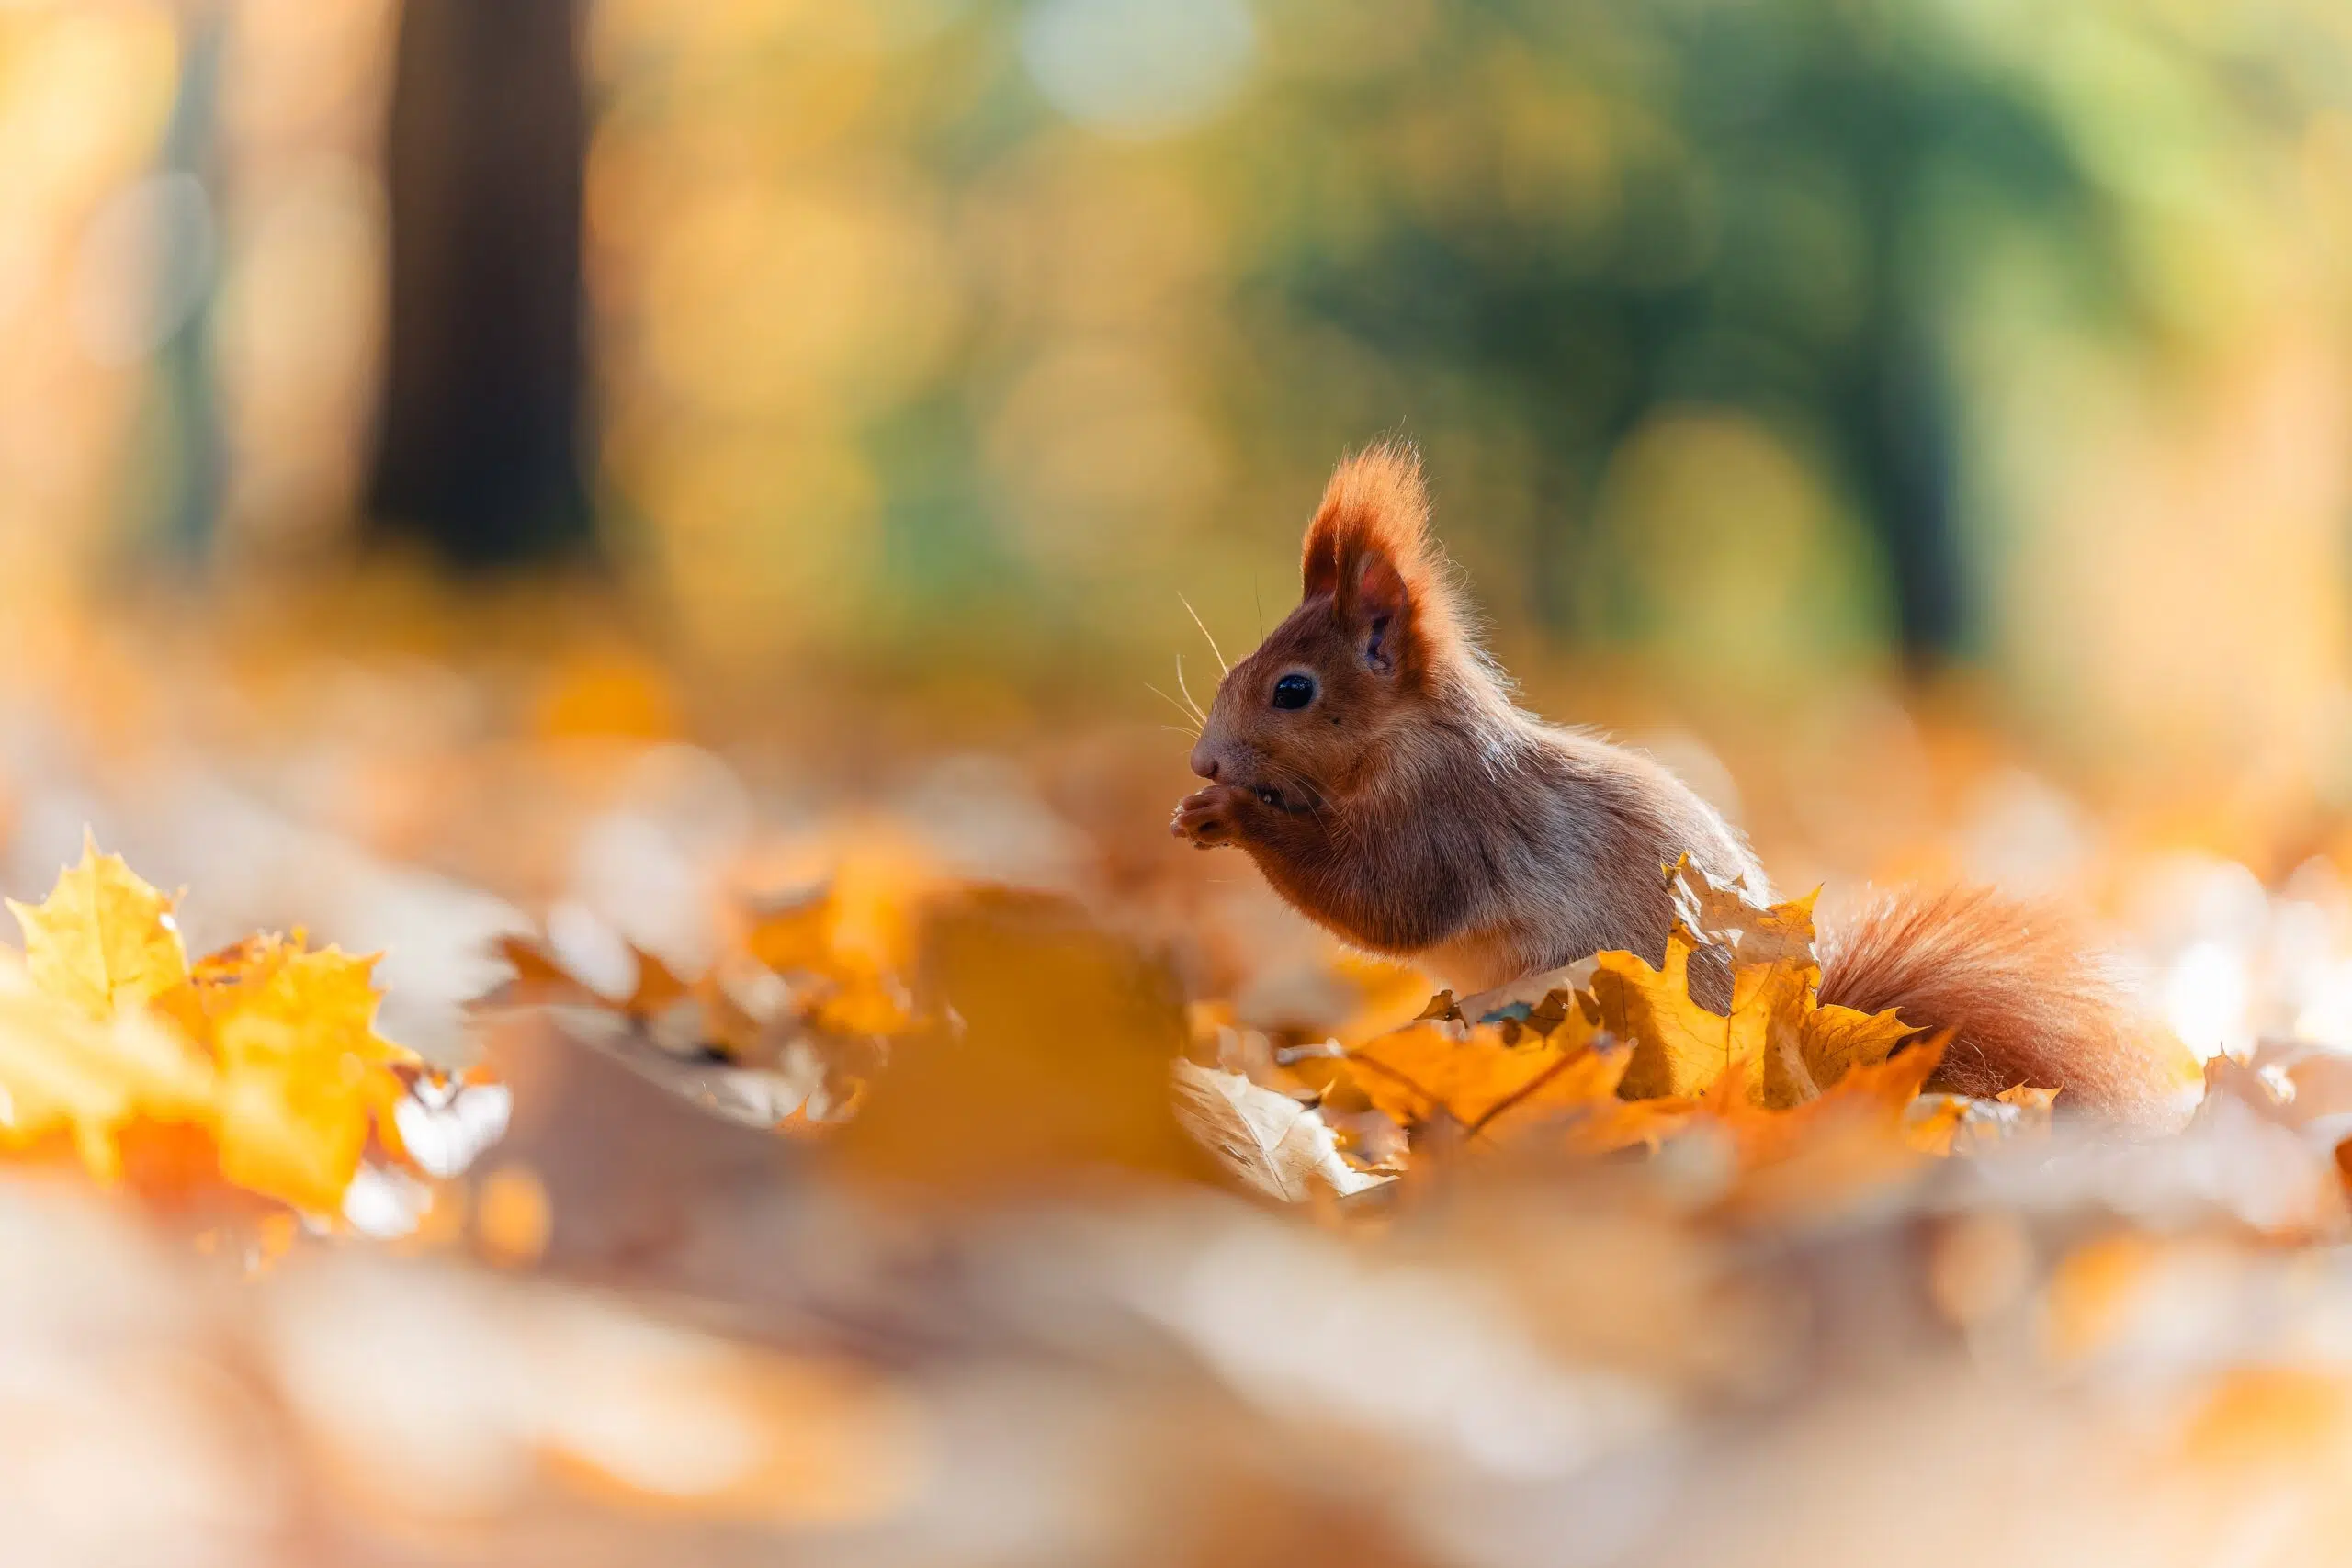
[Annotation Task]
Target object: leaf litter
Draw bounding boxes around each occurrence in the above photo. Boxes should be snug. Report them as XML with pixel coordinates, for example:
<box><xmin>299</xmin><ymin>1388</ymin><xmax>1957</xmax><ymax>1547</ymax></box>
<box><xmin>6</xmin><ymin>773</ymin><xmax>2352</xmax><ymax>1568</ymax></box>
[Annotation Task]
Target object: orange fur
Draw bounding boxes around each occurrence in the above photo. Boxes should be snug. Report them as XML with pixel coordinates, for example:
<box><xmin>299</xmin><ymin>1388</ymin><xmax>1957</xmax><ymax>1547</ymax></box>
<box><xmin>1302</xmin><ymin>444</ymin><xmax>1432</xmax><ymax>591</ymax></box>
<box><xmin>1820</xmin><ymin>888</ymin><xmax>2194</xmax><ymax>1126</ymax></box>
<box><xmin>1298</xmin><ymin>443</ymin><xmax>1473</xmax><ymax>683</ymax></box>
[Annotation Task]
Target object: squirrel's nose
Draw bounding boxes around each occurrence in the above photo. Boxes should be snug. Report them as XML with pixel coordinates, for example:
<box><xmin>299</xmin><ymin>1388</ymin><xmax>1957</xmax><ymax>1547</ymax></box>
<box><xmin>1189</xmin><ymin>745</ymin><xmax>1219</xmax><ymax>781</ymax></box>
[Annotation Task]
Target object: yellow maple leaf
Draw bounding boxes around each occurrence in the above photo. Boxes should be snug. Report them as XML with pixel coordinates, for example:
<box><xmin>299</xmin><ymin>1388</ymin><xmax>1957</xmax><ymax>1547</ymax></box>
<box><xmin>7</xmin><ymin>836</ymin><xmax>190</xmax><ymax>1021</ymax></box>
<box><xmin>0</xmin><ymin>949</ymin><xmax>215</xmax><ymax>1179</ymax></box>
<box><xmin>1594</xmin><ymin>925</ymin><xmax>1917</xmax><ymax>1109</ymax></box>
<box><xmin>0</xmin><ymin>843</ymin><xmax>456</xmax><ymax>1216</ymax></box>
<box><xmin>1596</xmin><ymin>928</ymin><xmax>1761</xmax><ymax>1100</ymax></box>
<box><xmin>193</xmin><ymin>939</ymin><xmax>415</xmax><ymax>1213</ymax></box>
<box><xmin>1725</xmin><ymin>1039</ymin><xmax>1948</xmax><ymax>1169</ymax></box>
<box><xmin>1783</xmin><ymin>993</ymin><xmax>1917</xmax><ymax>1103</ymax></box>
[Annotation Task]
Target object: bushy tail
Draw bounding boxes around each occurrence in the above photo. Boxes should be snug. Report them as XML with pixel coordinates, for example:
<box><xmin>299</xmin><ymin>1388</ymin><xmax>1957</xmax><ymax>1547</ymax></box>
<box><xmin>1817</xmin><ymin>886</ymin><xmax>2199</xmax><ymax>1128</ymax></box>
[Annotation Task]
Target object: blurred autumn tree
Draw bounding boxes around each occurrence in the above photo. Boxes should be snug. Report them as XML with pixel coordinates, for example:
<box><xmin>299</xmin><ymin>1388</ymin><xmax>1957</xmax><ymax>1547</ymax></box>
<box><xmin>575</xmin><ymin>0</ymin><xmax>2348</xmax><ymax>697</ymax></box>
<box><xmin>1222</xmin><ymin>0</ymin><xmax>2130</xmax><ymax>666</ymax></box>
<box><xmin>40</xmin><ymin>0</ymin><xmax>2340</xmax><ymax>724</ymax></box>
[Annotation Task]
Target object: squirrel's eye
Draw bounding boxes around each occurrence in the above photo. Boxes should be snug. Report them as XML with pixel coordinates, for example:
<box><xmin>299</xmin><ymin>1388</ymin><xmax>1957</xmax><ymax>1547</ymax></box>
<box><xmin>1272</xmin><ymin>673</ymin><xmax>1316</xmax><ymax>711</ymax></box>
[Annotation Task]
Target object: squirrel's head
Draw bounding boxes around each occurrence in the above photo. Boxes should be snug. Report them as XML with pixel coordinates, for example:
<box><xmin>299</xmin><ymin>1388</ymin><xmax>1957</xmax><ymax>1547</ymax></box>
<box><xmin>1189</xmin><ymin>442</ymin><xmax>1474</xmax><ymax>807</ymax></box>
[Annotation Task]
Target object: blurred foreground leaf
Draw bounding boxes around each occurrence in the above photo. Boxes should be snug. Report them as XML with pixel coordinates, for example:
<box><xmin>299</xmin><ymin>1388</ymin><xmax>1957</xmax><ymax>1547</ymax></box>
<box><xmin>830</xmin><ymin>890</ymin><xmax>1208</xmax><ymax>1197</ymax></box>
<box><xmin>0</xmin><ymin>840</ymin><xmax>495</xmax><ymax>1215</ymax></box>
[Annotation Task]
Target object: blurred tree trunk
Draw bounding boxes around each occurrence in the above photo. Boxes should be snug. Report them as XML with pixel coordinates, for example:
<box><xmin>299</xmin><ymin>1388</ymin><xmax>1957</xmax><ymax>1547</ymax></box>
<box><xmin>367</xmin><ymin>0</ymin><xmax>592</xmax><ymax>568</ymax></box>
<box><xmin>1859</xmin><ymin>333</ymin><xmax>1965</xmax><ymax>671</ymax></box>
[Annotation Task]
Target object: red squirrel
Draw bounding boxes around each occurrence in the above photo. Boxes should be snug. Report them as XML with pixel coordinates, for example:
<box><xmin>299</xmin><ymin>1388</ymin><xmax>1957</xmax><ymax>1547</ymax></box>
<box><xmin>1171</xmin><ymin>443</ymin><xmax>2193</xmax><ymax>1123</ymax></box>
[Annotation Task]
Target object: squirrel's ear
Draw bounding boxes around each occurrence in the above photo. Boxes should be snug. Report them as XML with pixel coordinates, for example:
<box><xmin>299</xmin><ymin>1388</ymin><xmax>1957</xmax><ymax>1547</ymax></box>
<box><xmin>1301</xmin><ymin>442</ymin><xmax>1433</xmax><ymax>678</ymax></box>
<box><xmin>1350</xmin><ymin>550</ymin><xmax>1415</xmax><ymax>677</ymax></box>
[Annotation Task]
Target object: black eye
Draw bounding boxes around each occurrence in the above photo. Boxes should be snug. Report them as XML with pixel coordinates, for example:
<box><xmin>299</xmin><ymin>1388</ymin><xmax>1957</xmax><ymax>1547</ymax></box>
<box><xmin>1272</xmin><ymin>673</ymin><xmax>1316</xmax><ymax>711</ymax></box>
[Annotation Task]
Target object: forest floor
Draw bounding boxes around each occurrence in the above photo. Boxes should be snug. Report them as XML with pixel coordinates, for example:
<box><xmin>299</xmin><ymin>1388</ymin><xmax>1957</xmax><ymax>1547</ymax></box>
<box><xmin>4</xmin><ymin>605</ymin><xmax>2351</xmax><ymax>1568</ymax></box>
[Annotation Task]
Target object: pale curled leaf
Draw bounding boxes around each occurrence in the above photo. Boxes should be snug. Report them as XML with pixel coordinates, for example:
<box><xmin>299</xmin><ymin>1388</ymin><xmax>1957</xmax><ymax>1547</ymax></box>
<box><xmin>1171</xmin><ymin>1061</ymin><xmax>1391</xmax><ymax>1202</ymax></box>
<box><xmin>1455</xmin><ymin>957</ymin><xmax>1600</xmax><ymax>1030</ymax></box>
<box><xmin>1667</xmin><ymin>854</ymin><xmax>1819</xmax><ymax>967</ymax></box>
<box><xmin>1907</xmin><ymin>1089</ymin><xmax>2057</xmax><ymax>1156</ymax></box>
<box><xmin>393</xmin><ymin>1077</ymin><xmax>514</xmax><ymax>1179</ymax></box>
<box><xmin>540</xmin><ymin>1004</ymin><xmax>837</xmax><ymax>1130</ymax></box>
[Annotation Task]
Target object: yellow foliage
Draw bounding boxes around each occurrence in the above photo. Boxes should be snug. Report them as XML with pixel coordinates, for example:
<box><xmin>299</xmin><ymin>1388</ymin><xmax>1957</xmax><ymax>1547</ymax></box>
<box><xmin>491</xmin><ymin>856</ymin><xmax>929</xmax><ymax>1122</ymax></box>
<box><xmin>1596</xmin><ymin>925</ymin><xmax>1914</xmax><ymax>1109</ymax></box>
<box><xmin>1593</xmin><ymin>928</ymin><xmax>1751</xmax><ymax>1100</ymax></box>
<box><xmin>0</xmin><ymin>840</ymin><xmax>429</xmax><ymax>1215</ymax></box>
<box><xmin>0</xmin><ymin>948</ymin><xmax>215</xmax><ymax>1176</ymax></box>
<box><xmin>1305</xmin><ymin>865</ymin><xmax>1951</xmax><ymax>1188</ymax></box>
<box><xmin>7</xmin><ymin>833</ymin><xmax>189</xmax><ymax>1019</ymax></box>
<box><xmin>198</xmin><ymin>939</ymin><xmax>413</xmax><ymax>1213</ymax></box>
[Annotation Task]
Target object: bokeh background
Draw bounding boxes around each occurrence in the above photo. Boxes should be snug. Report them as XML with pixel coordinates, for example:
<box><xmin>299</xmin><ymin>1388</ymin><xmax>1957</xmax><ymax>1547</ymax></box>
<box><xmin>13</xmin><ymin>0</ymin><xmax>2352</xmax><ymax>720</ymax></box>
<box><xmin>7</xmin><ymin>0</ymin><xmax>2352</xmax><ymax>1053</ymax></box>
<box><xmin>11</xmin><ymin>6</ymin><xmax>2352</xmax><ymax>1567</ymax></box>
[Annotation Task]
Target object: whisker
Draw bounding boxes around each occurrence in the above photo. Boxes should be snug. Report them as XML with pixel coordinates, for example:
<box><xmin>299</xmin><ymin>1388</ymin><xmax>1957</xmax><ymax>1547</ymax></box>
<box><xmin>1174</xmin><ymin>657</ymin><xmax>1209</xmax><ymax>726</ymax></box>
<box><xmin>1179</xmin><ymin>592</ymin><xmax>1229</xmax><ymax>676</ymax></box>
<box><xmin>1146</xmin><ymin>683</ymin><xmax>1204</xmax><ymax>733</ymax></box>
<box><xmin>1253</xmin><ymin>575</ymin><xmax>1264</xmax><ymax>639</ymax></box>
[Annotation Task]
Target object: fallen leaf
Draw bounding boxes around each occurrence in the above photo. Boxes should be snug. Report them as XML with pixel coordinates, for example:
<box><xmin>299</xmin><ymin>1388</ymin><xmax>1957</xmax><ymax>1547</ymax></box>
<box><xmin>1595</xmin><ymin>929</ymin><xmax>1759</xmax><ymax>1100</ymax></box>
<box><xmin>828</xmin><ymin>890</ymin><xmax>1204</xmax><ymax>1197</ymax></box>
<box><xmin>0</xmin><ymin>948</ymin><xmax>216</xmax><ymax>1179</ymax></box>
<box><xmin>0</xmin><ymin>840</ymin><xmax>470</xmax><ymax>1217</ymax></box>
<box><xmin>1170</xmin><ymin>1061</ymin><xmax>1390</xmax><ymax>1201</ymax></box>
<box><xmin>1340</xmin><ymin>1015</ymin><xmax>1627</xmax><ymax>1138</ymax></box>
<box><xmin>1668</xmin><ymin>855</ymin><xmax>1820</xmax><ymax>967</ymax></box>
<box><xmin>7</xmin><ymin>834</ymin><xmax>189</xmax><ymax>1020</ymax></box>
<box><xmin>179</xmin><ymin>937</ymin><xmax>417</xmax><ymax>1214</ymax></box>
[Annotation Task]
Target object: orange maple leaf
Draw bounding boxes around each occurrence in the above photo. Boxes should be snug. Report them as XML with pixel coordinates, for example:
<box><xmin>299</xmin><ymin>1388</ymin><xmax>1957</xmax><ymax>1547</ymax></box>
<box><xmin>1340</xmin><ymin>1012</ymin><xmax>1629</xmax><ymax>1142</ymax></box>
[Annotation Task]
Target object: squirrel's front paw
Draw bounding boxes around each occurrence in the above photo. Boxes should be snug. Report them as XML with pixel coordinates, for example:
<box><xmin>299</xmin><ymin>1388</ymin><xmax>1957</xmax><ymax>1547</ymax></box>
<box><xmin>1171</xmin><ymin>784</ymin><xmax>1247</xmax><ymax>849</ymax></box>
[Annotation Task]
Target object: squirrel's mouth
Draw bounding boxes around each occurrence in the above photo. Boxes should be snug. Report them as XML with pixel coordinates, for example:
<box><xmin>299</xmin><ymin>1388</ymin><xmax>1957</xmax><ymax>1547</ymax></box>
<box><xmin>1250</xmin><ymin>780</ymin><xmax>1323</xmax><ymax>815</ymax></box>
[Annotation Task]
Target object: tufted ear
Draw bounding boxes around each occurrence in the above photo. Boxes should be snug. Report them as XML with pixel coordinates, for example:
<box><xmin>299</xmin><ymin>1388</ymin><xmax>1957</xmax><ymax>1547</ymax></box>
<box><xmin>1300</xmin><ymin>442</ymin><xmax>1436</xmax><ymax>679</ymax></box>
